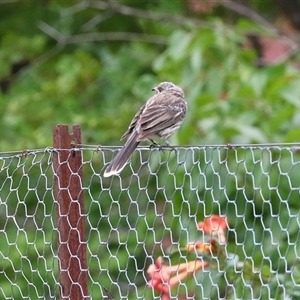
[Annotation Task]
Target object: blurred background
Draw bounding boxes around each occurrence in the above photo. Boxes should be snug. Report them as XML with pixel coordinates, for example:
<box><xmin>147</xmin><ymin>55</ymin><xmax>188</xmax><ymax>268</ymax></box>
<box><xmin>1</xmin><ymin>1</ymin><xmax>300</xmax><ymax>299</ymax></box>
<box><xmin>1</xmin><ymin>0</ymin><xmax>300</xmax><ymax>150</ymax></box>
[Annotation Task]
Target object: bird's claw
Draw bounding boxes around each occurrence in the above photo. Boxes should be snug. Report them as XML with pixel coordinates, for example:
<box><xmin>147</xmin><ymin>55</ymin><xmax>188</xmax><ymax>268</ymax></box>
<box><xmin>150</xmin><ymin>143</ymin><xmax>164</xmax><ymax>152</ymax></box>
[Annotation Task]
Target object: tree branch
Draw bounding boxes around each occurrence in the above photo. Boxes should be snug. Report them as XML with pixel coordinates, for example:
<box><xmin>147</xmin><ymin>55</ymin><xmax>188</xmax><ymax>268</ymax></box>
<box><xmin>81</xmin><ymin>11</ymin><xmax>114</xmax><ymax>31</ymax></box>
<box><xmin>221</xmin><ymin>0</ymin><xmax>279</xmax><ymax>35</ymax></box>
<box><xmin>88</xmin><ymin>0</ymin><xmax>209</xmax><ymax>28</ymax></box>
<box><xmin>65</xmin><ymin>32</ymin><xmax>167</xmax><ymax>45</ymax></box>
<box><xmin>37</xmin><ymin>21</ymin><xmax>66</xmax><ymax>44</ymax></box>
<box><xmin>39</xmin><ymin>0</ymin><xmax>300</xmax><ymax>65</ymax></box>
<box><xmin>60</xmin><ymin>0</ymin><xmax>90</xmax><ymax>16</ymax></box>
<box><xmin>38</xmin><ymin>21</ymin><xmax>167</xmax><ymax>45</ymax></box>
<box><xmin>221</xmin><ymin>0</ymin><xmax>300</xmax><ymax>63</ymax></box>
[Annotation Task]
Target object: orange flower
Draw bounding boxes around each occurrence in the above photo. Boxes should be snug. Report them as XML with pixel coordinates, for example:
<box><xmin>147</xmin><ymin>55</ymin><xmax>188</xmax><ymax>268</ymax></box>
<box><xmin>186</xmin><ymin>239</ymin><xmax>218</xmax><ymax>255</ymax></box>
<box><xmin>147</xmin><ymin>256</ymin><xmax>209</xmax><ymax>299</ymax></box>
<box><xmin>197</xmin><ymin>215</ymin><xmax>228</xmax><ymax>243</ymax></box>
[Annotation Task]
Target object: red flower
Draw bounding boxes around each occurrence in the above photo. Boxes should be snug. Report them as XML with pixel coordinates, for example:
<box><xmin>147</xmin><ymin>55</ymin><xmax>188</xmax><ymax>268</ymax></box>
<box><xmin>147</xmin><ymin>256</ymin><xmax>209</xmax><ymax>299</ymax></box>
<box><xmin>197</xmin><ymin>215</ymin><xmax>228</xmax><ymax>243</ymax></box>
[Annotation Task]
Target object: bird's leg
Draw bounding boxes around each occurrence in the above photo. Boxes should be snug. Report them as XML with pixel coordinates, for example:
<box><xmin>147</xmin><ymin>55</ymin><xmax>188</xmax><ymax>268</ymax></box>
<box><xmin>149</xmin><ymin>139</ymin><xmax>165</xmax><ymax>152</ymax></box>
<box><xmin>149</xmin><ymin>140</ymin><xmax>177</xmax><ymax>154</ymax></box>
<box><xmin>149</xmin><ymin>139</ymin><xmax>159</xmax><ymax>148</ymax></box>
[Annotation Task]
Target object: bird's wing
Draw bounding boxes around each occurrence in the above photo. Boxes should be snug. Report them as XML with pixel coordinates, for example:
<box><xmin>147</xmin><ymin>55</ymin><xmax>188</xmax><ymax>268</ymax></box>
<box><xmin>121</xmin><ymin>91</ymin><xmax>186</xmax><ymax>141</ymax></box>
<box><xmin>120</xmin><ymin>103</ymin><xmax>146</xmax><ymax>140</ymax></box>
<box><xmin>137</xmin><ymin>93</ymin><xmax>186</xmax><ymax>140</ymax></box>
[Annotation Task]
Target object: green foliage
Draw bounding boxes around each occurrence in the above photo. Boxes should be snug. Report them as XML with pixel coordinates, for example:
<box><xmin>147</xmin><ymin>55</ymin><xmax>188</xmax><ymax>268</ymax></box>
<box><xmin>154</xmin><ymin>26</ymin><xmax>300</xmax><ymax>145</ymax></box>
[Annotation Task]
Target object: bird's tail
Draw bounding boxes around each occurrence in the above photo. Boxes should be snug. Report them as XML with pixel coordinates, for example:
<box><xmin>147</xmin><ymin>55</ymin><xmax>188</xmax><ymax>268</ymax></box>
<box><xmin>103</xmin><ymin>132</ymin><xmax>139</xmax><ymax>177</ymax></box>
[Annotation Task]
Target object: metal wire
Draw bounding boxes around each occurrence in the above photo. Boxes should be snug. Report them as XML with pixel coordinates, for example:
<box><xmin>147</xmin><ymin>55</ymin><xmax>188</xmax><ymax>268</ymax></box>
<box><xmin>0</xmin><ymin>145</ymin><xmax>300</xmax><ymax>299</ymax></box>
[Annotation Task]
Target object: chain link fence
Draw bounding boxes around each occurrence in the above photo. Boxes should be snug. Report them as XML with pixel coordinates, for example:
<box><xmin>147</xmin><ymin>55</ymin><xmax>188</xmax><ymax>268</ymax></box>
<box><xmin>1</xmin><ymin>128</ymin><xmax>300</xmax><ymax>299</ymax></box>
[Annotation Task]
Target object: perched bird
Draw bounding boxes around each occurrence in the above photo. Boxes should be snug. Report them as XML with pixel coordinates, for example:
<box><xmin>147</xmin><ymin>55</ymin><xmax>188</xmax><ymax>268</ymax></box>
<box><xmin>103</xmin><ymin>81</ymin><xmax>187</xmax><ymax>177</ymax></box>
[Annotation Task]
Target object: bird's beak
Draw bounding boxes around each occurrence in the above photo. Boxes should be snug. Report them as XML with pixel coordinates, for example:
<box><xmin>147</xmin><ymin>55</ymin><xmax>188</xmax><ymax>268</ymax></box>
<box><xmin>151</xmin><ymin>87</ymin><xmax>159</xmax><ymax>93</ymax></box>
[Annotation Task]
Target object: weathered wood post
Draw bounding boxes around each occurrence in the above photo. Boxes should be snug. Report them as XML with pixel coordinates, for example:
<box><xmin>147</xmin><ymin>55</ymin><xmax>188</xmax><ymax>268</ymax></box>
<box><xmin>53</xmin><ymin>125</ymin><xmax>88</xmax><ymax>299</ymax></box>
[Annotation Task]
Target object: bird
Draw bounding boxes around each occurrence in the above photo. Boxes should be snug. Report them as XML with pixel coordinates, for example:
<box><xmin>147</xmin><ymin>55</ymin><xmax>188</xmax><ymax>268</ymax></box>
<box><xmin>103</xmin><ymin>81</ymin><xmax>187</xmax><ymax>177</ymax></box>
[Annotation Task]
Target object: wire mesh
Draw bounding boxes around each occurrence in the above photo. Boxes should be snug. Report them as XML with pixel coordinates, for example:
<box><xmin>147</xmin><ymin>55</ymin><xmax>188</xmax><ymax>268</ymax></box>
<box><xmin>0</xmin><ymin>145</ymin><xmax>300</xmax><ymax>300</ymax></box>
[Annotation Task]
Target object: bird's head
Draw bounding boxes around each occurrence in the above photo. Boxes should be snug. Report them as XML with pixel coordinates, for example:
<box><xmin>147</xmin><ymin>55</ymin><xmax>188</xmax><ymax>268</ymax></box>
<box><xmin>151</xmin><ymin>81</ymin><xmax>178</xmax><ymax>93</ymax></box>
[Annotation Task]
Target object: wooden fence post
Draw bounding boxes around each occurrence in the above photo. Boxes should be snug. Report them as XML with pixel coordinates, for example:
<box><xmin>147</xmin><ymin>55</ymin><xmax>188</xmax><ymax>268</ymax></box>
<box><xmin>53</xmin><ymin>124</ymin><xmax>88</xmax><ymax>299</ymax></box>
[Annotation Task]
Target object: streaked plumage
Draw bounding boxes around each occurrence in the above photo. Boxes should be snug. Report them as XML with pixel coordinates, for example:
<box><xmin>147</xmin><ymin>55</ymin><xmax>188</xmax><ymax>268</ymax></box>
<box><xmin>103</xmin><ymin>82</ymin><xmax>187</xmax><ymax>177</ymax></box>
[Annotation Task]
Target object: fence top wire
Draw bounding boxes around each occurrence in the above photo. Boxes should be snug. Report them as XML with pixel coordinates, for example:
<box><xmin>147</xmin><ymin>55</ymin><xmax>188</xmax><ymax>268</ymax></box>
<box><xmin>1</xmin><ymin>142</ymin><xmax>300</xmax><ymax>157</ymax></box>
